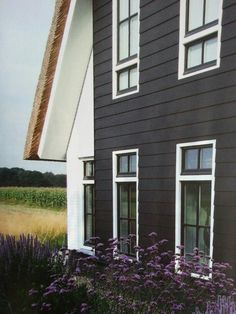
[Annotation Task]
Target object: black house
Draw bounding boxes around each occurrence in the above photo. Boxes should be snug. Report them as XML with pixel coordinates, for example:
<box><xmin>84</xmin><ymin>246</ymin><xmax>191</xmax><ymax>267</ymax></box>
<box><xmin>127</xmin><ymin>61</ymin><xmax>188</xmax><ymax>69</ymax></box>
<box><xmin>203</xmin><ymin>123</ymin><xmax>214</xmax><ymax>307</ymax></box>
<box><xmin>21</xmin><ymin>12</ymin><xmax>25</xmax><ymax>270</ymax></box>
<box><xmin>24</xmin><ymin>0</ymin><xmax>236</xmax><ymax>277</ymax></box>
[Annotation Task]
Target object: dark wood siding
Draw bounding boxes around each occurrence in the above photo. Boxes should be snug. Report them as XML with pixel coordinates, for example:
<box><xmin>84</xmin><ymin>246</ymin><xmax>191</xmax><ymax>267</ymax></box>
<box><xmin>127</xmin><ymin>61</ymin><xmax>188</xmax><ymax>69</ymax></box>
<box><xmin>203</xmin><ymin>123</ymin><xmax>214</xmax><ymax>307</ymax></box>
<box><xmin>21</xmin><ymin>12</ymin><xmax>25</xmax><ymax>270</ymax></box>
<box><xmin>93</xmin><ymin>0</ymin><xmax>236</xmax><ymax>276</ymax></box>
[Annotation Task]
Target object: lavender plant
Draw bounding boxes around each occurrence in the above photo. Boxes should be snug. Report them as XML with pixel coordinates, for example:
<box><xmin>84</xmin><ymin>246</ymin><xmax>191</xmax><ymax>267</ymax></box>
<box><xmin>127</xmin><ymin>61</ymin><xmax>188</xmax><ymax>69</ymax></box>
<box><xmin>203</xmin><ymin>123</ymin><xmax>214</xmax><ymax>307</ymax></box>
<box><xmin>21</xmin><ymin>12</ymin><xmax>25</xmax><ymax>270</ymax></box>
<box><xmin>0</xmin><ymin>234</ymin><xmax>57</xmax><ymax>313</ymax></box>
<box><xmin>75</xmin><ymin>233</ymin><xmax>236</xmax><ymax>313</ymax></box>
<box><xmin>195</xmin><ymin>296</ymin><xmax>236</xmax><ymax>314</ymax></box>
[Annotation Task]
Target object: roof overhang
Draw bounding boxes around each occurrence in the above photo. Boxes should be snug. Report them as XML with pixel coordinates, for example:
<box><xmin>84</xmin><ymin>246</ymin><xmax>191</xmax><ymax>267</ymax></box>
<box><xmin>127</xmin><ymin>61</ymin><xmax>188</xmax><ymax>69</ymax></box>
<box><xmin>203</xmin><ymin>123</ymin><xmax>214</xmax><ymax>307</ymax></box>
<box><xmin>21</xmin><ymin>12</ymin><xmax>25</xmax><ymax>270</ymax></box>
<box><xmin>24</xmin><ymin>0</ymin><xmax>93</xmax><ymax>162</ymax></box>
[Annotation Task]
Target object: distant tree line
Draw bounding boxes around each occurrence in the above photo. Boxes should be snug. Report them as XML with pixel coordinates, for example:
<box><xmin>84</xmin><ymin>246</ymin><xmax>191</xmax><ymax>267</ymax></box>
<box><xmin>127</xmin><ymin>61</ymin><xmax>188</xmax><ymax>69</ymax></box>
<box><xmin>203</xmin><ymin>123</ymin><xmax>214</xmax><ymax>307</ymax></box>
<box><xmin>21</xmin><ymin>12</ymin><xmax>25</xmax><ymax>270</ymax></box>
<box><xmin>0</xmin><ymin>167</ymin><xmax>66</xmax><ymax>187</ymax></box>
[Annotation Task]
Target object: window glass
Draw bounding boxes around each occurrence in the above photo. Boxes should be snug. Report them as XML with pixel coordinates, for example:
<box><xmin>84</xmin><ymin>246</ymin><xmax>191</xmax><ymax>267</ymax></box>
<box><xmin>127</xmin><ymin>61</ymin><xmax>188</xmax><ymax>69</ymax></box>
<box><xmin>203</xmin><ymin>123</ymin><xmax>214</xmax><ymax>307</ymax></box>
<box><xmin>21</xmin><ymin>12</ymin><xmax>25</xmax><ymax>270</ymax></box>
<box><xmin>85</xmin><ymin>185</ymin><xmax>93</xmax><ymax>214</ymax></box>
<box><xmin>184</xmin><ymin>183</ymin><xmax>198</xmax><ymax>225</ymax></box>
<box><xmin>185</xmin><ymin>226</ymin><xmax>196</xmax><ymax>254</ymax></box>
<box><xmin>130</xmin><ymin>184</ymin><xmax>136</xmax><ymax>219</ymax></box>
<box><xmin>205</xmin><ymin>0</ymin><xmax>219</xmax><ymax>24</ymax></box>
<box><xmin>200</xmin><ymin>147</ymin><xmax>213</xmax><ymax>169</ymax></box>
<box><xmin>119</xmin><ymin>0</ymin><xmax>129</xmax><ymax>21</ymax></box>
<box><xmin>118</xmin><ymin>70</ymin><xmax>129</xmax><ymax>91</ymax></box>
<box><xmin>120</xmin><ymin>220</ymin><xmax>128</xmax><ymax>239</ymax></box>
<box><xmin>130</xmin><ymin>154</ymin><xmax>137</xmax><ymax>173</ymax></box>
<box><xmin>184</xmin><ymin>148</ymin><xmax>198</xmax><ymax>170</ymax></box>
<box><xmin>204</xmin><ymin>37</ymin><xmax>217</xmax><ymax>63</ymax></box>
<box><xmin>119</xmin><ymin>184</ymin><xmax>129</xmax><ymax>218</ymax></box>
<box><xmin>130</xmin><ymin>0</ymin><xmax>139</xmax><ymax>15</ymax></box>
<box><xmin>187</xmin><ymin>43</ymin><xmax>202</xmax><ymax>68</ymax></box>
<box><xmin>119</xmin><ymin>21</ymin><xmax>129</xmax><ymax>60</ymax></box>
<box><xmin>199</xmin><ymin>183</ymin><xmax>211</xmax><ymax>225</ymax></box>
<box><xmin>119</xmin><ymin>155</ymin><xmax>129</xmax><ymax>173</ymax></box>
<box><xmin>85</xmin><ymin>215</ymin><xmax>93</xmax><ymax>241</ymax></box>
<box><xmin>129</xmin><ymin>67</ymin><xmax>137</xmax><ymax>88</ymax></box>
<box><xmin>188</xmin><ymin>0</ymin><xmax>204</xmax><ymax>31</ymax></box>
<box><xmin>84</xmin><ymin>161</ymin><xmax>94</xmax><ymax>178</ymax></box>
<box><xmin>130</xmin><ymin>15</ymin><xmax>139</xmax><ymax>56</ymax></box>
<box><xmin>199</xmin><ymin>227</ymin><xmax>210</xmax><ymax>256</ymax></box>
<box><xmin>84</xmin><ymin>183</ymin><xmax>94</xmax><ymax>244</ymax></box>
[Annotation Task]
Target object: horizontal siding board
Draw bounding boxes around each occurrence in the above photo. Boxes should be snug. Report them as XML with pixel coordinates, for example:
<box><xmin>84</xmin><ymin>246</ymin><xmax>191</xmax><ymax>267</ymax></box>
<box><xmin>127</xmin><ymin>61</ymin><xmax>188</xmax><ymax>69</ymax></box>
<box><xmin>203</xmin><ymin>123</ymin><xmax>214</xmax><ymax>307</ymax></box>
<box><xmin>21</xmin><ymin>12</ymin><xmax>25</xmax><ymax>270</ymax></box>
<box><xmin>214</xmin><ymin>206</ymin><xmax>236</xmax><ymax>220</ymax></box>
<box><xmin>93</xmin><ymin>0</ymin><xmax>236</xmax><ymax>277</ymax></box>
<box><xmin>95</xmin><ymin>85</ymin><xmax>236</xmax><ymax>118</ymax></box>
<box><xmin>141</xmin><ymin>2</ymin><xmax>179</xmax><ymax>33</ymax></box>
<box><xmin>222</xmin><ymin>3</ymin><xmax>236</xmax><ymax>25</ymax></box>
<box><xmin>95</xmin><ymin>117</ymin><xmax>236</xmax><ymax>150</ymax></box>
<box><xmin>141</xmin><ymin>16</ymin><xmax>178</xmax><ymax>46</ymax></box>
<box><xmin>140</xmin><ymin>0</ymin><xmax>178</xmax><ymax>20</ymax></box>
<box><xmin>95</xmin><ymin>103</ymin><xmax>236</xmax><ymax>138</ymax></box>
<box><xmin>141</xmin><ymin>190</ymin><xmax>175</xmax><ymax>203</ymax></box>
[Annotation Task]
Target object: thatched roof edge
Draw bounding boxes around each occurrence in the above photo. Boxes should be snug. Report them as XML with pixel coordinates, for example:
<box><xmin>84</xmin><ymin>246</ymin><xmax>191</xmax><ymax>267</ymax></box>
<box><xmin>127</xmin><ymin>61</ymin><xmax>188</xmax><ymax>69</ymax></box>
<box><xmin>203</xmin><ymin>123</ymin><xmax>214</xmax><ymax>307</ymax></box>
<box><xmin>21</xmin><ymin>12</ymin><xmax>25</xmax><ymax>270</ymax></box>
<box><xmin>24</xmin><ymin>0</ymin><xmax>71</xmax><ymax>160</ymax></box>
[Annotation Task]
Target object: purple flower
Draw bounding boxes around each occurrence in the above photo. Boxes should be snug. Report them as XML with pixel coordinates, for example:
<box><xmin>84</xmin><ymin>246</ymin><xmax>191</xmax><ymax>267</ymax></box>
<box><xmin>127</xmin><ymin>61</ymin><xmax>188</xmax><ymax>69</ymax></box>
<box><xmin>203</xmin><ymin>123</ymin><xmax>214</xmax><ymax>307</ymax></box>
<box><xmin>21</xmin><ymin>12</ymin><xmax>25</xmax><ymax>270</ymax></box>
<box><xmin>148</xmin><ymin>232</ymin><xmax>157</xmax><ymax>238</ymax></box>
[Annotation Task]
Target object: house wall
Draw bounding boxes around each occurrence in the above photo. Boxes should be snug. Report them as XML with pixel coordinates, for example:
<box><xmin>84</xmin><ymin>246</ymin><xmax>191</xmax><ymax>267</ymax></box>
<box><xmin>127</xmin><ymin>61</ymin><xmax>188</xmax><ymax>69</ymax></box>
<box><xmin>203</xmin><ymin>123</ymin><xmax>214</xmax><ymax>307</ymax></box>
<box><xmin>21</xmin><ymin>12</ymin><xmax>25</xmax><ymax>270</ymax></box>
<box><xmin>67</xmin><ymin>54</ymin><xmax>94</xmax><ymax>251</ymax></box>
<box><xmin>93</xmin><ymin>0</ymin><xmax>236</xmax><ymax>275</ymax></box>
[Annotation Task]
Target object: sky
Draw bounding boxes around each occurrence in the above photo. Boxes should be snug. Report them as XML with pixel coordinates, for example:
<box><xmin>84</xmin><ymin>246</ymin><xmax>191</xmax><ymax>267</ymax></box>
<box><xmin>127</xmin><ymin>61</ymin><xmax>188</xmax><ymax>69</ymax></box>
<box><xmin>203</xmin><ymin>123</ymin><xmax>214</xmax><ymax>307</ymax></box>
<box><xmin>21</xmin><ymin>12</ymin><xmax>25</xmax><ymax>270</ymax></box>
<box><xmin>0</xmin><ymin>0</ymin><xmax>66</xmax><ymax>174</ymax></box>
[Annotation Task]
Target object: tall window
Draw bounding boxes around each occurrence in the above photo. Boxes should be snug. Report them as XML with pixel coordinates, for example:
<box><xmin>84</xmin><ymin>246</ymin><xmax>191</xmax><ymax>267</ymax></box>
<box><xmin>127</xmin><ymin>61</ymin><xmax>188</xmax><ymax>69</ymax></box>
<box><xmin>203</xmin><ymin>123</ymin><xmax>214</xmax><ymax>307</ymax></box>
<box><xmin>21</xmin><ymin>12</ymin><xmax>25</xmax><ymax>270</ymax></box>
<box><xmin>176</xmin><ymin>141</ymin><xmax>216</xmax><ymax>265</ymax></box>
<box><xmin>83</xmin><ymin>160</ymin><xmax>95</xmax><ymax>244</ymax></box>
<box><xmin>113</xmin><ymin>0</ymin><xmax>140</xmax><ymax>98</ymax></box>
<box><xmin>113</xmin><ymin>150</ymin><xmax>138</xmax><ymax>255</ymax></box>
<box><xmin>178</xmin><ymin>0</ymin><xmax>223</xmax><ymax>79</ymax></box>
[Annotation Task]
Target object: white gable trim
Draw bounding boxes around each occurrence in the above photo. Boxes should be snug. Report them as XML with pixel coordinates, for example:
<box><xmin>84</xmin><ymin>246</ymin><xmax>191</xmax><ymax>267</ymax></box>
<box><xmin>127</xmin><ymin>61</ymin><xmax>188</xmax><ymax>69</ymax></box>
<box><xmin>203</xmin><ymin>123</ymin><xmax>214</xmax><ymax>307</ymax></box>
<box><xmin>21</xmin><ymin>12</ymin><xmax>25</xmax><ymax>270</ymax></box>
<box><xmin>38</xmin><ymin>0</ymin><xmax>93</xmax><ymax>161</ymax></box>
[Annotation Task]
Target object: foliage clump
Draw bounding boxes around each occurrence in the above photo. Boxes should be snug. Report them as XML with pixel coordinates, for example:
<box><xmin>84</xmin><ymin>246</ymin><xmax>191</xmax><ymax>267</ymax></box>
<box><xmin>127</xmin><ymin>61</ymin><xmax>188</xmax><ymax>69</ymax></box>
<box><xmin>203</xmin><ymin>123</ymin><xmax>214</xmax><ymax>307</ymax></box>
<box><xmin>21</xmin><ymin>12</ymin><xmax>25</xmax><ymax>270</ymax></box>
<box><xmin>0</xmin><ymin>233</ymin><xmax>236</xmax><ymax>313</ymax></box>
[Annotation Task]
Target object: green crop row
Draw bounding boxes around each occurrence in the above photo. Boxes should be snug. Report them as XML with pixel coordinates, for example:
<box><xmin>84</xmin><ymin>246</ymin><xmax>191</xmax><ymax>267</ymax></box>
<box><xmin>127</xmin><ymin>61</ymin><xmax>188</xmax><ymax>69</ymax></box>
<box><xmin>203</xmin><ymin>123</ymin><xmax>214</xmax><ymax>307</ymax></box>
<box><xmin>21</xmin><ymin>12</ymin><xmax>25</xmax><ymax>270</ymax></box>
<box><xmin>0</xmin><ymin>187</ymin><xmax>66</xmax><ymax>210</ymax></box>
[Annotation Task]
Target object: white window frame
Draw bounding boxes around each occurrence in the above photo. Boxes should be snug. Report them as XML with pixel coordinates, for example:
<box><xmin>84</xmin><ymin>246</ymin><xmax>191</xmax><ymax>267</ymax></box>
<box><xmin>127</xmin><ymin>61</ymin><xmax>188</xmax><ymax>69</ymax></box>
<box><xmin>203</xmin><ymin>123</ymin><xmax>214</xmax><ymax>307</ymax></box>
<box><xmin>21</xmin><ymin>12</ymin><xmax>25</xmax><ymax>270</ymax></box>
<box><xmin>79</xmin><ymin>157</ymin><xmax>95</xmax><ymax>255</ymax></box>
<box><xmin>178</xmin><ymin>0</ymin><xmax>223</xmax><ymax>79</ymax></box>
<box><xmin>175</xmin><ymin>140</ymin><xmax>216</xmax><ymax>273</ymax></box>
<box><xmin>112</xmin><ymin>0</ymin><xmax>140</xmax><ymax>99</ymax></box>
<box><xmin>112</xmin><ymin>149</ymin><xmax>139</xmax><ymax>258</ymax></box>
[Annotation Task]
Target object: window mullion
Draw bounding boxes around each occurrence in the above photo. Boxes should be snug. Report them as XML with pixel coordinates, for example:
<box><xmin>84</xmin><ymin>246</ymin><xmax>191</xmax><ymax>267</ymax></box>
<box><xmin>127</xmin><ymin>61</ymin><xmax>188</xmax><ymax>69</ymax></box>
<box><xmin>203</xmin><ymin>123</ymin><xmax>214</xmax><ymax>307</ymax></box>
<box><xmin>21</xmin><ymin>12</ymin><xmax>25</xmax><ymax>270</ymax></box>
<box><xmin>203</xmin><ymin>0</ymin><xmax>206</xmax><ymax>26</ymax></box>
<box><xmin>128</xmin><ymin>0</ymin><xmax>131</xmax><ymax>58</ymax></box>
<box><xmin>196</xmin><ymin>183</ymin><xmax>201</xmax><ymax>249</ymax></box>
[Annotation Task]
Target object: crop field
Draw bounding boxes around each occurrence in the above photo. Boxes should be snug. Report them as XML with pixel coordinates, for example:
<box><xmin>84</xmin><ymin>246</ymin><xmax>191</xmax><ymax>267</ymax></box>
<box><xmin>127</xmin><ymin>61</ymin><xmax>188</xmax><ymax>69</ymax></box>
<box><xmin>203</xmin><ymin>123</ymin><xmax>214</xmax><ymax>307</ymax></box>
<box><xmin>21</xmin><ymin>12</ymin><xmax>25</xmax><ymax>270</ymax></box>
<box><xmin>0</xmin><ymin>187</ymin><xmax>67</xmax><ymax>245</ymax></box>
<box><xmin>0</xmin><ymin>187</ymin><xmax>66</xmax><ymax>210</ymax></box>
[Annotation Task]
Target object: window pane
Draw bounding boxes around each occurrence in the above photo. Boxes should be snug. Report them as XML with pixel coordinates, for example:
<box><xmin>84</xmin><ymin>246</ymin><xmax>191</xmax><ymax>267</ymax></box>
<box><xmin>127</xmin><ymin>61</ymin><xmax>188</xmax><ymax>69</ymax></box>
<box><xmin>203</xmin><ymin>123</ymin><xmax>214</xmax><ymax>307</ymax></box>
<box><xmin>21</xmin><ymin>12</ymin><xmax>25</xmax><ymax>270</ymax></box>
<box><xmin>85</xmin><ymin>161</ymin><xmax>94</xmax><ymax>177</ymax></box>
<box><xmin>130</xmin><ymin>154</ymin><xmax>137</xmax><ymax>173</ymax></box>
<box><xmin>188</xmin><ymin>0</ymin><xmax>204</xmax><ymax>31</ymax></box>
<box><xmin>200</xmin><ymin>183</ymin><xmax>211</xmax><ymax>226</ymax></box>
<box><xmin>130</xmin><ymin>220</ymin><xmax>136</xmax><ymax>235</ymax></box>
<box><xmin>85</xmin><ymin>215</ymin><xmax>93</xmax><ymax>241</ymax></box>
<box><xmin>204</xmin><ymin>37</ymin><xmax>217</xmax><ymax>63</ymax></box>
<box><xmin>185</xmin><ymin>226</ymin><xmax>197</xmax><ymax>254</ymax></box>
<box><xmin>129</xmin><ymin>67</ymin><xmax>137</xmax><ymax>88</ymax></box>
<box><xmin>118</xmin><ymin>70</ymin><xmax>129</xmax><ymax>91</ymax></box>
<box><xmin>205</xmin><ymin>0</ymin><xmax>219</xmax><ymax>24</ymax></box>
<box><xmin>119</xmin><ymin>20</ymin><xmax>129</xmax><ymax>60</ymax></box>
<box><xmin>184</xmin><ymin>148</ymin><xmax>198</xmax><ymax>170</ymax></box>
<box><xmin>120</xmin><ymin>219</ymin><xmax>128</xmax><ymax>238</ymax></box>
<box><xmin>120</xmin><ymin>219</ymin><xmax>128</xmax><ymax>254</ymax></box>
<box><xmin>119</xmin><ymin>155</ymin><xmax>129</xmax><ymax>173</ymax></box>
<box><xmin>119</xmin><ymin>0</ymin><xmax>129</xmax><ymax>21</ymax></box>
<box><xmin>187</xmin><ymin>42</ymin><xmax>202</xmax><ymax>68</ymax></box>
<box><xmin>130</xmin><ymin>15</ymin><xmax>139</xmax><ymax>56</ymax></box>
<box><xmin>199</xmin><ymin>227</ymin><xmax>210</xmax><ymax>256</ymax></box>
<box><xmin>200</xmin><ymin>147</ymin><xmax>212</xmax><ymax>169</ymax></box>
<box><xmin>119</xmin><ymin>184</ymin><xmax>129</xmax><ymax>218</ymax></box>
<box><xmin>130</xmin><ymin>0</ymin><xmax>139</xmax><ymax>15</ymax></box>
<box><xmin>85</xmin><ymin>185</ymin><xmax>93</xmax><ymax>214</ymax></box>
<box><xmin>130</xmin><ymin>183</ymin><xmax>136</xmax><ymax>219</ymax></box>
<box><xmin>184</xmin><ymin>183</ymin><xmax>198</xmax><ymax>225</ymax></box>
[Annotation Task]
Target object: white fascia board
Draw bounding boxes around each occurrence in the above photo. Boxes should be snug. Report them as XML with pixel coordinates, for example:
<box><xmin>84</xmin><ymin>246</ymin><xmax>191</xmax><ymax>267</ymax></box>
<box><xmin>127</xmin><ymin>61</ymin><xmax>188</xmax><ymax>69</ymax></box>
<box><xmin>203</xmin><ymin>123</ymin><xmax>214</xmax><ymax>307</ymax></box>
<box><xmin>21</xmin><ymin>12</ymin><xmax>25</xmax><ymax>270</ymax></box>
<box><xmin>38</xmin><ymin>0</ymin><xmax>93</xmax><ymax>161</ymax></box>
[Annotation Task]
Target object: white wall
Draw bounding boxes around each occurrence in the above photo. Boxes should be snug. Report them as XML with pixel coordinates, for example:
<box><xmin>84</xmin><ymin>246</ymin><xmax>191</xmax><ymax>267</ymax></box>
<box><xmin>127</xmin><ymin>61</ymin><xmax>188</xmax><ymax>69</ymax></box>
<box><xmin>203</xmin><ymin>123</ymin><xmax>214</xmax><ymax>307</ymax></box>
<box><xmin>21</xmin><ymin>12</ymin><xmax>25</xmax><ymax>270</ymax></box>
<box><xmin>66</xmin><ymin>54</ymin><xmax>94</xmax><ymax>251</ymax></box>
<box><xmin>38</xmin><ymin>0</ymin><xmax>93</xmax><ymax>161</ymax></box>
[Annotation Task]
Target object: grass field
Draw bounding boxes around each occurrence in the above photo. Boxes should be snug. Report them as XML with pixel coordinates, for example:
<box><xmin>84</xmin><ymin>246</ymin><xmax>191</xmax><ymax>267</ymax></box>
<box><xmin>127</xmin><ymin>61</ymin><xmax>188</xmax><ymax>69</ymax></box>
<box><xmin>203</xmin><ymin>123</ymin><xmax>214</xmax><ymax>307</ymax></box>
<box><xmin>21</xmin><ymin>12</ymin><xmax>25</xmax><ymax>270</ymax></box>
<box><xmin>0</xmin><ymin>202</ymin><xmax>67</xmax><ymax>245</ymax></box>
